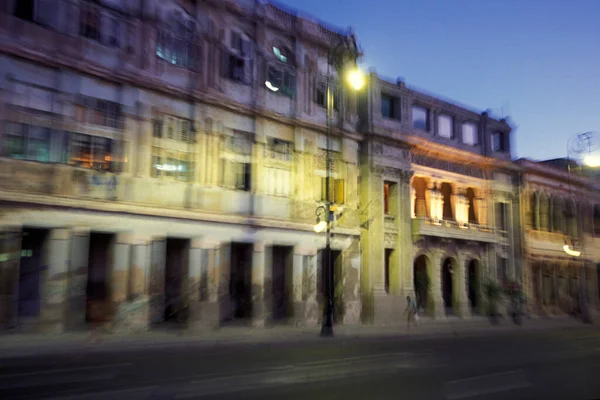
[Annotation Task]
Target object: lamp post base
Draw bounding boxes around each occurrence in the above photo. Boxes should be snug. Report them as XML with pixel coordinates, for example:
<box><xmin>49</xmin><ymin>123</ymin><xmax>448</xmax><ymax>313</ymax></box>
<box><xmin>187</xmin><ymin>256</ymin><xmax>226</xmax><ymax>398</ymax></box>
<box><xmin>320</xmin><ymin>324</ymin><xmax>334</xmax><ymax>337</ymax></box>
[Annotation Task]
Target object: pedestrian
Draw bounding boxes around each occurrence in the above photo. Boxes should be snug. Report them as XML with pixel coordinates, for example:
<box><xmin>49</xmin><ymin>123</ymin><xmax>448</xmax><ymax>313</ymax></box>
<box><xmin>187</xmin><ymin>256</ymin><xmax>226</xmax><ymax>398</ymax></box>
<box><xmin>404</xmin><ymin>295</ymin><xmax>418</xmax><ymax>329</ymax></box>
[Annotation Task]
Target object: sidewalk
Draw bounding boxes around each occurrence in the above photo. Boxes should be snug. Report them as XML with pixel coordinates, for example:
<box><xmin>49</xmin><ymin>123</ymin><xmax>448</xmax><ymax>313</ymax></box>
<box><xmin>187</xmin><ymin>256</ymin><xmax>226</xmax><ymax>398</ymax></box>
<box><xmin>0</xmin><ymin>315</ymin><xmax>594</xmax><ymax>359</ymax></box>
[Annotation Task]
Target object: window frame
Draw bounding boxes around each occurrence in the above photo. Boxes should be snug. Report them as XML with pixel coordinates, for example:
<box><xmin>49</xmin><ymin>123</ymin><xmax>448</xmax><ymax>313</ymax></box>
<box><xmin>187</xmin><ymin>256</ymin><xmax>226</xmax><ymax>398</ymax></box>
<box><xmin>491</xmin><ymin>131</ymin><xmax>505</xmax><ymax>152</ymax></box>
<box><xmin>411</xmin><ymin>105</ymin><xmax>430</xmax><ymax>132</ymax></box>
<box><xmin>462</xmin><ymin>122</ymin><xmax>479</xmax><ymax>146</ymax></box>
<box><xmin>381</xmin><ymin>94</ymin><xmax>401</xmax><ymax>120</ymax></box>
<box><xmin>437</xmin><ymin>114</ymin><xmax>454</xmax><ymax>139</ymax></box>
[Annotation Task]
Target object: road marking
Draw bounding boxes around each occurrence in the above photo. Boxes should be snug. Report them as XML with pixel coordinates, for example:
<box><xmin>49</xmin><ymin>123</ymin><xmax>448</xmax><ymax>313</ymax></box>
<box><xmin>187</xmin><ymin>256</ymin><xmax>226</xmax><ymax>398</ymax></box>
<box><xmin>445</xmin><ymin>369</ymin><xmax>531</xmax><ymax>400</ymax></box>
<box><xmin>0</xmin><ymin>363</ymin><xmax>132</xmax><ymax>378</ymax></box>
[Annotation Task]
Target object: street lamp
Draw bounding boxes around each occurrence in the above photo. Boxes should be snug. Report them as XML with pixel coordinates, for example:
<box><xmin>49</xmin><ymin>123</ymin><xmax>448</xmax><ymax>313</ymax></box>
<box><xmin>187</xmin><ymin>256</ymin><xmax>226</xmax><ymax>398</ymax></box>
<box><xmin>318</xmin><ymin>39</ymin><xmax>365</xmax><ymax>338</ymax></box>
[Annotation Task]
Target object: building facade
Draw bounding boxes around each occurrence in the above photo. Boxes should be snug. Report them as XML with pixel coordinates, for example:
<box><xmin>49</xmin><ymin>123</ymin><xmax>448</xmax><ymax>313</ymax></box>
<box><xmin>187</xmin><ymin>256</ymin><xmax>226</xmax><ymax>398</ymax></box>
<box><xmin>519</xmin><ymin>159</ymin><xmax>600</xmax><ymax>317</ymax></box>
<box><xmin>0</xmin><ymin>0</ymin><xmax>363</xmax><ymax>332</ymax></box>
<box><xmin>0</xmin><ymin>0</ymin><xmax>598</xmax><ymax>334</ymax></box>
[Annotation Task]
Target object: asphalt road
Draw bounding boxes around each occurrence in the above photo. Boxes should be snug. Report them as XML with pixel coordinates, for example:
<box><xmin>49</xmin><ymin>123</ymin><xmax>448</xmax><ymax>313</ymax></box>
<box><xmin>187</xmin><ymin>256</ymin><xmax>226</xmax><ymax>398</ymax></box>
<box><xmin>2</xmin><ymin>325</ymin><xmax>600</xmax><ymax>400</ymax></box>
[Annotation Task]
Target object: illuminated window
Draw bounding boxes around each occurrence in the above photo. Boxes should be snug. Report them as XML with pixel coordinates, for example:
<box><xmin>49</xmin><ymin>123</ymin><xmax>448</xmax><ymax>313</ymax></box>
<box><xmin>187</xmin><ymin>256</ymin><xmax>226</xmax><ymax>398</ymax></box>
<box><xmin>267</xmin><ymin>65</ymin><xmax>296</xmax><ymax>97</ymax></box>
<box><xmin>151</xmin><ymin>147</ymin><xmax>192</xmax><ymax>182</ymax></box>
<box><xmin>412</xmin><ymin>106</ymin><xmax>429</xmax><ymax>131</ymax></box>
<box><xmin>320</xmin><ymin>178</ymin><xmax>345</xmax><ymax>204</ymax></box>
<box><xmin>438</xmin><ymin>114</ymin><xmax>453</xmax><ymax>139</ymax></box>
<box><xmin>2</xmin><ymin>123</ymin><xmax>51</xmax><ymax>163</ymax></box>
<box><xmin>156</xmin><ymin>19</ymin><xmax>198</xmax><ymax>70</ymax></box>
<box><xmin>67</xmin><ymin>133</ymin><xmax>114</xmax><ymax>171</ymax></box>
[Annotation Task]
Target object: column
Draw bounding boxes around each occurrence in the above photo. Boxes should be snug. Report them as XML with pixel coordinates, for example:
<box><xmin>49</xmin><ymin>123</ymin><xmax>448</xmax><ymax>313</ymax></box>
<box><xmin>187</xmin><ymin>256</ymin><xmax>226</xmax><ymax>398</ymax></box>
<box><xmin>216</xmin><ymin>242</ymin><xmax>231</xmax><ymax>324</ymax></box>
<box><xmin>148</xmin><ymin>237</ymin><xmax>166</xmax><ymax>325</ymax></box>
<box><xmin>65</xmin><ymin>228</ymin><xmax>89</xmax><ymax>330</ymax></box>
<box><xmin>251</xmin><ymin>242</ymin><xmax>272</xmax><ymax>327</ymax></box>
<box><xmin>187</xmin><ymin>238</ymin><xmax>204</xmax><ymax>330</ymax></box>
<box><xmin>400</xmin><ymin>171</ymin><xmax>415</xmax><ymax>296</ymax></box>
<box><xmin>113</xmin><ymin>234</ymin><xmax>151</xmax><ymax>332</ymax></box>
<box><xmin>304</xmin><ymin>250</ymin><xmax>319</xmax><ymax>326</ymax></box>
<box><xmin>40</xmin><ymin>229</ymin><xmax>71</xmax><ymax>333</ymax></box>
<box><xmin>456</xmin><ymin>256</ymin><xmax>471</xmax><ymax>318</ymax></box>
<box><xmin>0</xmin><ymin>226</ymin><xmax>21</xmax><ymax>330</ymax></box>
<box><xmin>291</xmin><ymin>250</ymin><xmax>304</xmax><ymax>326</ymax></box>
<box><xmin>195</xmin><ymin>242</ymin><xmax>225</xmax><ymax>328</ymax></box>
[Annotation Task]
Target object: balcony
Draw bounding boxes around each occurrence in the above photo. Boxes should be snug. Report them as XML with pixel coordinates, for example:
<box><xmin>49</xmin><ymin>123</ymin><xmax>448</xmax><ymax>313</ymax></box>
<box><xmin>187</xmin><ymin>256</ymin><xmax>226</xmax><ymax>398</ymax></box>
<box><xmin>411</xmin><ymin>217</ymin><xmax>496</xmax><ymax>243</ymax></box>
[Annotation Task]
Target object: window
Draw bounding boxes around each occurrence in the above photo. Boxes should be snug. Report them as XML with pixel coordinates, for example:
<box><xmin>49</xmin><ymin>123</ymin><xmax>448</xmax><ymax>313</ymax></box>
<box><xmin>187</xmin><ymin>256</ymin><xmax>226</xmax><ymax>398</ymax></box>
<box><xmin>314</xmin><ymin>82</ymin><xmax>340</xmax><ymax>111</ymax></box>
<box><xmin>384</xmin><ymin>249</ymin><xmax>393</xmax><ymax>294</ymax></box>
<box><xmin>384</xmin><ymin>181</ymin><xmax>397</xmax><ymax>215</ymax></box>
<box><xmin>491</xmin><ymin>131</ymin><xmax>505</xmax><ymax>152</ymax></box>
<box><xmin>466</xmin><ymin>188</ymin><xmax>477</xmax><ymax>224</ymax></box>
<box><xmin>412</xmin><ymin>106</ymin><xmax>430</xmax><ymax>131</ymax></box>
<box><xmin>438</xmin><ymin>114</ymin><xmax>453</xmax><ymax>139</ymax></box>
<box><xmin>221</xmin><ymin>132</ymin><xmax>252</xmax><ymax>191</ymax></box>
<box><xmin>462</xmin><ymin>123</ymin><xmax>478</xmax><ymax>146</ymax></box>
<box><xmin>265</xmin><ymin>168</ymin><xmax>291</xmax><ymax>197</ymax></box>
<box><xmin>268</xmin><ymin>138</ymin><xmax>292</xmax><ymax>161</ymax></box>
<box><xmin>76</xmin><ymin>97</ymin><xmax>121</xmax><ymax>129</ymax></box>
<box><xmin>497</xmin><ymin>257</ymin><xmax>507</xmax><ymax>283</ymax></box>
<box><xmin>156</xmin><ymin>20</ymin><xmax>198</xmax><ymax>70</ymax></box>
<box><xmin>381</xmin><ymin>94</ymin><xmax>401</xmax><ymax>120</ymax></box>
<box><xmin>224</xmin><ymin>31</ymin><xmax>253</xmax><ymax>84</ymax></box>
<box><xmin>14</xmin><ymin>0</ymin><xmax>56</xmax><ymax>28</ymax></box>
<box><xmin>267</xmin><ymin>65</ymin><xmax>296</xmax><ymax>97</ymax></box>
<box><xmin>495</xmin><ymin>202</ymin><xmax>507</xmax><ymax>231</ymax></box>
<box><xmin>320</xmin><ymin>178</ymin><xmax>345</xmax><ymax>204</ymax></box>
<box><xmin>152</xmin><ymin>114</ymin><xmax>192</xmax><ymax>143</ymax></box>
<box><xmin>67</xmin><ymin>133</ymin><xmax>114</xmax><ymax>171</ymax></box>
<box><xmin>441</xmin><ymin>182</ymin><xmax>453</xmax><ymax>220</ymax></box>
<box><xmin>151</xmin><ymin>147</ymin><xmax>192</xmax><ymax>181</ymax></box>
<box><xmin>273</xmin><ymin>46</ymin><xmax>289</xmax><ymax>63</ymax></box>
<box><xmin>2</xmin><ymin>123</ymin><xmax>51</xmax><ymax>163</ymax></box>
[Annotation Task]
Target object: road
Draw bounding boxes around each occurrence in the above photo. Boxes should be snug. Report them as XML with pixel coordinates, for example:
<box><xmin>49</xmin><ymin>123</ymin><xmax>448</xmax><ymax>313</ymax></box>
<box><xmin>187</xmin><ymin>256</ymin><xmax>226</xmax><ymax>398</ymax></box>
<box><xmin>1</xmin><ymin>325</ymin><xmax>600</xmax><ymax>400</ymax></box>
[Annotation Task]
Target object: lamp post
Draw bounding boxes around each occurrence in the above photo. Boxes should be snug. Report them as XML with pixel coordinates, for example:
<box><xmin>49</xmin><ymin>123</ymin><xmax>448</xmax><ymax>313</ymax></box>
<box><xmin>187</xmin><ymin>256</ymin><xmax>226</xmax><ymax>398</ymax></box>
<box><xmin>318</xmin><ymin>40</ymin><xmax>365</xmax><ymax>337</ymax></box>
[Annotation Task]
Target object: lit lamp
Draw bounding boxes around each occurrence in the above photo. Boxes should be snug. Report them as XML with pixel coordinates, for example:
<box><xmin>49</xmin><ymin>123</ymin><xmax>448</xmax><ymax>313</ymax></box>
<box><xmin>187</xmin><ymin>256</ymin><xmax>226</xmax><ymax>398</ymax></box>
<box><xmin>430</xmin><ymin>183</ymin><xmax>443</xmax><ymax>223</ymax></box>
<box><xmin>563</xmin><ymin>238</ymin><xmax>581</xmax><ymax>257</ymax></box>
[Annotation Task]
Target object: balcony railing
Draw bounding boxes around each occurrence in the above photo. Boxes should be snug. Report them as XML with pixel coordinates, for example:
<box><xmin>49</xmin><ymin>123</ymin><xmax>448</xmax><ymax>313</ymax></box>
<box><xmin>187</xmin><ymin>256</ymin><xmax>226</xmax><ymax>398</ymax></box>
<box><xmin>411</xmin><ymin>217</ymin><xmax>496</xmax><ymax>243</ymax></box>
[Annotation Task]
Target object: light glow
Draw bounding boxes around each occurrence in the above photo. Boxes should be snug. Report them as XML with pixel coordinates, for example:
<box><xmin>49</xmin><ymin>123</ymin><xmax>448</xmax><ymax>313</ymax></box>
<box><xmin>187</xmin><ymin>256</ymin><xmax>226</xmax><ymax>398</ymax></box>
<box><xmin>563</xmin><ymin>244</ymin><xmax>581</xmax><ymax>257</ymax></box>
<box><xmin>314</xmin><ymin>220</ymin><xmax>327</xmax><ymax>233</ymax></box>
<box><xmin>265</xmin><ymin>81</ymin><xmax>279</xmax><ymax>92</ymax></box>
<box><xmin>347</xmin><ymin>68</ymin><xmax>365</xmax><ymax>91</ymax></box>
<box><xmin>583</xmin><ymin>154</ymin><xmax>600</xmax><ymax>167</ymax></box>
<box><xmin>156</xmin><ymin>164</ymin><xmax>182</xmax><ymax>172</ymax></box>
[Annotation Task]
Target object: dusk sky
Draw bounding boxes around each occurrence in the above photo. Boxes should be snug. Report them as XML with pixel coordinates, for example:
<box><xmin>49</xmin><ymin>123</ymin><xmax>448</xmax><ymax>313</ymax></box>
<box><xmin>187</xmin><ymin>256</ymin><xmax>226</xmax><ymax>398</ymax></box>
<box><xmin>279</xmin><ymin>0</ymin><xmax>600</xmax><ymax>161</ymax></box>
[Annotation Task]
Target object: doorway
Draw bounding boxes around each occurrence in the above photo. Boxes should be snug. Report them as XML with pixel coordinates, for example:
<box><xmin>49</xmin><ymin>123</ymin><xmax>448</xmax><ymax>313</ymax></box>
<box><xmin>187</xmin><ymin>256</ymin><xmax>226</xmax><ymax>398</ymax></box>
<box><xmin>413</xmin><ymin>255</ymin><xmax>429</xmax><ymax>313</ymax></box>
<box><xmin>272</xmin><ymin>246</ymin><xmax>293</xmax><ymax>322</ymax></box>
<box><xmin>86</xmin><ymin>233</ymin><xmax>114</xmax><ymax>324</ymax></box>
<box><xmin>230</xmin><ymin>243</ymin><xmax>253</xmax><ymax>321</ymax></box>
<box><xmin>318</xmin><ymin>249</ymin><xmax>343</xmax><ymax>324</ymax></box>
<box><xmin>18</xmin><ymin>229</ymin><xmax>47</xmax><ymax>324</ymax></box>
<box><xmin>467</xmin><ymin>259</ymin><xmax>479</xmax><ymax>312</ymax></box>
<box><xmin>442</xmin><ymin>258</ymin><xmax>454</xmax><ymax>314</ymax></box>
<box><xmin>164</xmin><ymin>238</ymin><xmax>189</xmax><ymax>324</ymax></box>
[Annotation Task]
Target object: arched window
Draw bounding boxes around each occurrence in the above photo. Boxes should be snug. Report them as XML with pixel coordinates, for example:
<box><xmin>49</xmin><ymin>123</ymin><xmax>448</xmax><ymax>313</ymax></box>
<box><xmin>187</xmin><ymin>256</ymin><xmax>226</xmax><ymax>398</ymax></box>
<box><xmin>531</xmin><ymin>192</ymin><xmax>538</xmax><ymax>230</ymax></box>
<box><xmin>539</xmin><ymin>193</ymin><xmax>550</xmax><ymax>231</ymax></box>
<box><xmin>552</xmin><ymin>197</ymin><xmax>565</xmax><ymax>234</ymax></box>
<box><xmin>412</xmin><ymin>177</ymin><xmax>428</xmax><ymax>218</ymax></box>
<box><xmin>466</xmin><ymin>187</ymin><xmax>477</xmax><ymax>224</ymax></box>
<box><xmin>441</xmin><ymin>182</ymin><xmax>453</xmax><ymax>220</ymax></box>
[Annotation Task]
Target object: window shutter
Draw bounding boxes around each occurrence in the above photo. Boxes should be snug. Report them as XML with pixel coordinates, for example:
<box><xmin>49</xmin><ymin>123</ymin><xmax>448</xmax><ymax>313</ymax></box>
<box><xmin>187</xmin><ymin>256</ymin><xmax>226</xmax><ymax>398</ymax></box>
<box><xmin>180</xmin><ymin>119</ymin><xmax>189</xmax><ymax>142</ymax></box>
<box><xmin>321</xmin><ymin>177</ymin><xmax>327</xmax><ymax>201</ymax></box>
<box><xmin>335</xmin><ymin>179</ymin><xmax>345</xmax><ymax>204</ymax></box>
<box><xmin>230</xmin><ymin>31</ymin><xmax>241</xmax><ymax>52</ymax></box>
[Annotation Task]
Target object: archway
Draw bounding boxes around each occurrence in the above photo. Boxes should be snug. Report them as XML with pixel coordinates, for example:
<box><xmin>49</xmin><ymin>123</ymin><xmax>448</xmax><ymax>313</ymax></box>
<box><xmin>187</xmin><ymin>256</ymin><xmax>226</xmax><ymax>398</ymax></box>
<box><xmin>442</xmin><ymin>258</ymin><xmax>455</xmax><ymax>314</ymax></box>
<box><xmin>467</xmin><ymin>259</ymin><xmax>480</xmax><ymax>312</ymax></box>
<box><xmin>413</xmin><ymin>255</ymin><xmax>430</xmax><ymax>313</ymax></box>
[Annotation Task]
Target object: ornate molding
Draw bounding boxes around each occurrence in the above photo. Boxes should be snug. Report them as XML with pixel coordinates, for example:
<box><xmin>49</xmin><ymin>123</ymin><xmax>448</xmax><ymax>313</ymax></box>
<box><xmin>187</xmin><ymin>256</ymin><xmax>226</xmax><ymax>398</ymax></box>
<box><xmin>370</xmin><ymin>165</ymin><xmax>385</xmax><ymax>176</ymax></box>
<box><xmin>410</xmin><ymin>153</ymin><xmax>485</xmax><ymax>179</ymax></box>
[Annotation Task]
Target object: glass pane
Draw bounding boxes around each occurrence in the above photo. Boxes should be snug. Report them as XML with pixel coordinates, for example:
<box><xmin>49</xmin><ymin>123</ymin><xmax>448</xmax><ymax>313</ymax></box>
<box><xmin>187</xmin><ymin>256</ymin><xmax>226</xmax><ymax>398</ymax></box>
<box><xmin>2</xmin><ymin>123</ymin><xmax>26</xmax><ymax>159</ymax></box>
<box><xmin>381</xmin><ymin>95</ymin><xmax>392</xmax><ymax>118</ymax></box>
<box><xmin>462</xmin><ymin>123</ymin><xmax>478</xmax><ymax>146</ymax></box>
<box><xmin>412</xmin><ymin>106</ymin><xmax>429</xmax><ymax>131</ymax></box>
<box><xmin>438</xmin><ymin>115</ymin><xmax>453</xmax><ymax>138</ymax></box>
<box><xmin>26</xmin><ymin>126</ymin><xmax>50</xmax><ymax>162</ymax></box>
<box><xmin>70</xmin><ymin>133</ymin><xmax>92</xmax><ymax>168</ymax></box>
